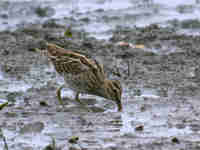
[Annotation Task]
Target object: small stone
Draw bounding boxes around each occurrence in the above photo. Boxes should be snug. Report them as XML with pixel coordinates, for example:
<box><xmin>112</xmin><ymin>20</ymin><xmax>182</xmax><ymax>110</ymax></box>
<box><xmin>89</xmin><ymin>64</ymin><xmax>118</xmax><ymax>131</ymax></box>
<box><xmin>171</xmin><ymin>137</ymin><xmax>180</xmax><ymax>144</ymax></box>
<box><xmin>2</xmin><ymin>49</ymin><xmax>9</xmax><ymax>55</ymax></box>
<box><xmin>68</xmin><ymin>136</ymin><xmax>79</xmax><ymax>144</ymax></box>
<box><xmin>140</xmin><ymin>105</ymin><xmax>146</xmax><ymax>112</ymax></box>
<box><xmin>80</xmin><ymin>17</ymin><xmax>90</xmax><ymax>23</ymax></box>
<box><xmin>40</xmin><ymin>101</ymin><xmax>48</xmax><ymax>107</ymax></box>
<box><xmin>82</xmin><ymin>42</ymin><xmax>93</xmax><ymax>49</ymax></box>
<box><xmin>133</xmin><ymin>89</ymin><xmax>142</xmax><ymax>96</ymax></box>
<box><xmin>135</xmin><ymin>125</ymin><xmax>144</xmax><ymax>131</ymax></box>
<box><xmin>1</xmin><ymin>14</ymin><xmax>8</xmax><ymax>19</ymax></box>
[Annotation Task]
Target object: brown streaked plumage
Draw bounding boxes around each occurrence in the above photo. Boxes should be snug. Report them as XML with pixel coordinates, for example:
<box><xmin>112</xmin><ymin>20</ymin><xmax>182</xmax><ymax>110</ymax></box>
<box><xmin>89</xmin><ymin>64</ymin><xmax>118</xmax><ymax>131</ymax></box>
<box><xmin>46</xmin><ymin>43</ymin><xmax>122</xmax><ymax>111</ymax></box>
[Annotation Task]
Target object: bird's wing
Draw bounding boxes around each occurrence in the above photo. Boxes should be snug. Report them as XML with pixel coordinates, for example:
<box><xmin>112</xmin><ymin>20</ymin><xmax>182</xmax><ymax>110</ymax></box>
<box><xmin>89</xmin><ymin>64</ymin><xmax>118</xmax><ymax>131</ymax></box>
<box><xmin>47</xmin><ymin>43</ymin><xmax>105</xmax><ymax>80</ymax></box>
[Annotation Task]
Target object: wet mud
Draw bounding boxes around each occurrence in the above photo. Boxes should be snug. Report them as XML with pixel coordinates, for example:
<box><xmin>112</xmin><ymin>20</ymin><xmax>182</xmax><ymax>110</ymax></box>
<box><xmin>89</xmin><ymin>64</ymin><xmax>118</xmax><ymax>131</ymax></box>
<box><xmin>1</xmin><ymin>18</ymin><xmax>200</xmax><ymax>150</ymax></box>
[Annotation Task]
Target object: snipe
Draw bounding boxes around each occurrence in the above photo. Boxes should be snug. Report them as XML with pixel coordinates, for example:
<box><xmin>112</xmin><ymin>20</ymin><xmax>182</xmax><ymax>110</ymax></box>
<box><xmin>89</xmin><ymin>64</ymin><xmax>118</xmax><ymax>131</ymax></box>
<box><xmin>46</xmin><ymin>43</ymin><xmax>122</xmax><ymax>111</ymax></box>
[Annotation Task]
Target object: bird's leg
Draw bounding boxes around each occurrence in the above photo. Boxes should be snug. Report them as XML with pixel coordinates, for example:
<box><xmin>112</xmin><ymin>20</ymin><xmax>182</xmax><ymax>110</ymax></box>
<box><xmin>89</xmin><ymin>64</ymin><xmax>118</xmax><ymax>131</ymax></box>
<box><xmin>75</xmin><ymin>92</ymin><xmax>80</xmax><ymax>101</ymax></box>
<box><xmin>75</xmin><ymin>92</ymin><xmax>91</xmax><ymax>112</ymax></box>
<box><xmin>127</xmin><ymin>59</ymin><xmax>130</xmax><ymax>76</ymax></box>
<box><xmin>75</xmin><ymin>92</ymin><xmax>84</xmax><ymax>105</ymax></box>
<box><xmin>56</xmin><ymin>85</ymin><xmax>65</xmax><ymax>108</ymax></box>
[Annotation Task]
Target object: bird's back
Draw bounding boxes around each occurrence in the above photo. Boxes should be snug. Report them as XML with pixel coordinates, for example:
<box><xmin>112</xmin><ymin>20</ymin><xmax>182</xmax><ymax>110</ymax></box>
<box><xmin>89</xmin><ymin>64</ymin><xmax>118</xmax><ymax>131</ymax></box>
<box><xmin>47</xmin><ymin>43</ymin><xmax>95</xmax><ymax>74</ymax></box>
<box><xmin>46</xmin><ymin>43</ymin><xmax>106</xmax><ymax>94</ymax></box>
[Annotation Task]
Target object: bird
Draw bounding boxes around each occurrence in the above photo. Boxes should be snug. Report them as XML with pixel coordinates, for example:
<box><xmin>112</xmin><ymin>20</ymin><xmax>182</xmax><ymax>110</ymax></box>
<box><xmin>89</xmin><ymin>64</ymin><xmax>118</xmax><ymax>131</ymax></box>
<box><xmin>45</xmin><ymin>43</ymin><xmax>122</xmax><ymax>112</ymax></box>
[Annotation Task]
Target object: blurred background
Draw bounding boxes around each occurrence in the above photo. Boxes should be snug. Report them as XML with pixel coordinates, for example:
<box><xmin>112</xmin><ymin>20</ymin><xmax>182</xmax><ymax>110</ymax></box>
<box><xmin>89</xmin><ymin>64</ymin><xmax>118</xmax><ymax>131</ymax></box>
<box><xmin>0</xmin><ymin>0</ymin><xmax>200</xmax><ymax>39</ymax></box>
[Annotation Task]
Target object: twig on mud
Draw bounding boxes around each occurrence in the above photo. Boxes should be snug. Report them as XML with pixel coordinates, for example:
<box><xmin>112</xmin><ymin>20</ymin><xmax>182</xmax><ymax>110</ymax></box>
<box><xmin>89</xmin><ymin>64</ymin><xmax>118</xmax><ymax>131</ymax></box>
<box><xmin>0</xmin><ymin>102</ymin><xmax>8</xmax><ymax>111</ymax></box>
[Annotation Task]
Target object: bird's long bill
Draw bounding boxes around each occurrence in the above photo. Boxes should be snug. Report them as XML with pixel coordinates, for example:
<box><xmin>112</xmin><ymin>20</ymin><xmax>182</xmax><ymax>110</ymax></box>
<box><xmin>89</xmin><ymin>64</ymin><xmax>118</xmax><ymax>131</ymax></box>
<box><xmin>117</xmin><ymin>101</ymin><xmax>122</xmax><ymax>112</ymax></box>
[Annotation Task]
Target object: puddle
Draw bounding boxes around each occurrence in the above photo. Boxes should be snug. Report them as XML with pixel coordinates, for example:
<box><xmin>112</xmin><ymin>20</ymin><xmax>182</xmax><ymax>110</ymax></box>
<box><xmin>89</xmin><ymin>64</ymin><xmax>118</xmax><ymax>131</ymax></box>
<box><xmin>61</xmin><ymin>88</ymin><xmax>75</xmax><ymax>99</ymax></box>
<box><xmin>139</xmin><ymin>88</ymin><xmax>160</xmax><ymax>98</ymax></box>
<box><xmin>0</xmin><ymin>80</ymin><xmax>31</xmax><ymax>92</ymax></box>
<box><xmin>120</xmin><ymin>105</ymin><xmax>193</xmax><ymax>139</ymax></box>
<box><xmin>120</xmin><ymin>86</ymin><xmax>195</xmax><ymax>139</ymax></box>
<box><xmin>121</xmin><ymin>111</ymin><xmax>193</xmax><ymax>137</ymax></box>
<box><xmin>0</xmin><ymin>128</ymin><xmax>51</xmax><ymax>149</ymax></box>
